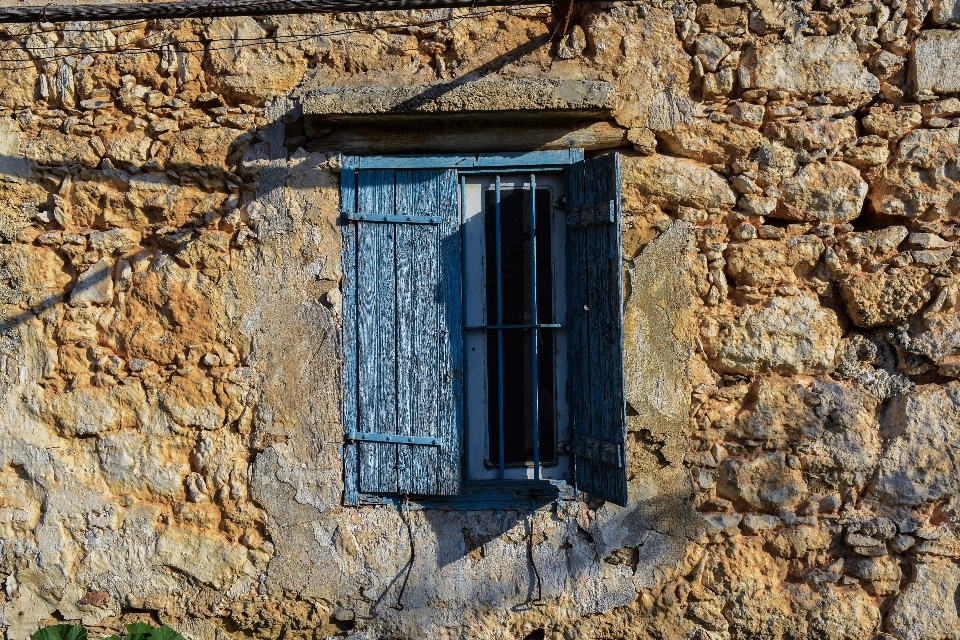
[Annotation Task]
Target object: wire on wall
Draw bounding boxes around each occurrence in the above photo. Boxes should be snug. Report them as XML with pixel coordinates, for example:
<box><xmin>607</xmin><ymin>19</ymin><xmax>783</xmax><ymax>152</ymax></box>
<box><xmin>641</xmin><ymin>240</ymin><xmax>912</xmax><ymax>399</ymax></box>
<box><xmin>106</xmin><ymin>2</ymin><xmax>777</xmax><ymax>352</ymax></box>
<box><xmin>0</xmin><ymin>0</ymin><xmax>580</xmax><ymax>24</ymax></box>
<box><xmin>0</xmin><ymin>1</ymin><xmax>555</xmax><ymax>69</ymax></box>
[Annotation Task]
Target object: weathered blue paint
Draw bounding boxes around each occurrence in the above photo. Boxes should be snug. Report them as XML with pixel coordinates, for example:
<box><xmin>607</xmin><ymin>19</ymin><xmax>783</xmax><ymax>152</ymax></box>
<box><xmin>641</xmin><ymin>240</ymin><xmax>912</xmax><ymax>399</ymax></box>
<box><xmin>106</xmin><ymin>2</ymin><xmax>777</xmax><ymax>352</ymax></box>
<box><xmin>341</xmin><ymin>157</ymin><xmax>360</xmax><ymax>506</ymax></box>
<box><xmin>565</xmin><ymin>153</ymin><xmax>628</xmax><ymax>507</ymax></box>
<box><xmin>571</xmin><ymin>433</ymin><xmax>624</xmax><ymax>468</ymax></box>
<box><xmin>354</xmin><ymin>150</ymin><xmax>583</xmax><ymax>170</ymax></box>
<box><xmin>347</xmin><ymin>431</ymin><xmax>441</xmax><ymax>446</ymax></box>
<box><xmin>345</xmin><ymin>212</ymin><xmax>442</xmax><ymax>224</ymax></box>
<box><xmin>341</xmin><ymin>150</ymin><xmax>624</xmax><ymax>507</ymax></box>
<box><xmin>342</xmin><ymin>163</ymin><xmax>463</xmax><ymax>498</ymax></box>
<box><xmin>565</xmin><ymin>200</ymin><xmax>615</xmax><ymax>227</ymax></box>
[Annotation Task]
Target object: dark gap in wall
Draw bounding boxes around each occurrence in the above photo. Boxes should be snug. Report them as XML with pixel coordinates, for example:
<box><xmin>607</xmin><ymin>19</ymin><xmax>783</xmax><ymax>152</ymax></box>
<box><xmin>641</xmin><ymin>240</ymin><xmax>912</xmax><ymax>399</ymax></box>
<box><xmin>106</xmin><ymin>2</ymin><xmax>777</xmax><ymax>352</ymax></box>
<box><xmin>523</xmin><ymin>629</ymin><xmax>545</xmax><ymax>640</ymax></box>
<box><xmin>847</xmin><ymin>214</ymin><xmax>889</xmax><ymax>233</ymax></box>
<box><xmin>909</xmin><ymin>368</ymin><xmax>954</xmax><ymax>385</ymax></box>
<box><xmin>330</xmin><ymin>616</ymin><xmax>355</xmax><ymax>632</ymax></box>
<box><xmin>284</xmin><ymin>116</ymin><xmax>306</xmax><ymax>151</ymax></box>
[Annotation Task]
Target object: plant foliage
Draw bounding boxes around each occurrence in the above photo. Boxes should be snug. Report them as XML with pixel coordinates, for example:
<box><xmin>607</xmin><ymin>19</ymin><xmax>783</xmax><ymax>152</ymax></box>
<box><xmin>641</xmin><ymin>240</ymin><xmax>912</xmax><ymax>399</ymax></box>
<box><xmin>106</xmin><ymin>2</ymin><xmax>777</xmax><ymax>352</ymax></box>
<box><xmin>33</xmin><ymin>623</ymin><xmax>186</xmax><ymax>640</ymax></box>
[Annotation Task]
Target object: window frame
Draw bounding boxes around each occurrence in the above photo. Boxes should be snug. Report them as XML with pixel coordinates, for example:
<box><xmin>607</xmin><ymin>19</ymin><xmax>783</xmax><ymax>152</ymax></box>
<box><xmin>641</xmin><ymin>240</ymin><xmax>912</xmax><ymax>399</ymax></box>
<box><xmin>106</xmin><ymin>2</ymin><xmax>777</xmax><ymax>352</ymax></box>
<box><xmin>340</xmin><ymin>150</ymin><xmax>595</xmax><ymax>510</ymax></box>
<box><xmin>461</xmin><ymin>173</ymin><xmax>571</xmax><ymax>483</ymax></box>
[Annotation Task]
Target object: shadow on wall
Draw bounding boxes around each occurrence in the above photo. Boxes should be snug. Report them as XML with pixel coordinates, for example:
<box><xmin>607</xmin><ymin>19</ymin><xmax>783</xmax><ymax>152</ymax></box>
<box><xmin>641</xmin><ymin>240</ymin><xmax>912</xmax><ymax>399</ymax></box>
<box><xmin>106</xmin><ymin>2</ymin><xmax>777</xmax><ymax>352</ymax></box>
<box><xmin>0</xmin><ymin>91</ymin><xmax>702</xmax><ymax>630</ymax></box>
<box><xmin>387</xmin><ymin>33</ymin><xmax>553</xmax><ymax>113</ymax></box>
<box><xmin>246</xmin><ymin>164</ymin><xmax>700</xmax><ymax>629</ymax></box>
<box><xmin>347</xmin><ymin>473</ymin><xmax>699</xmax><ymax>620</ymax></box>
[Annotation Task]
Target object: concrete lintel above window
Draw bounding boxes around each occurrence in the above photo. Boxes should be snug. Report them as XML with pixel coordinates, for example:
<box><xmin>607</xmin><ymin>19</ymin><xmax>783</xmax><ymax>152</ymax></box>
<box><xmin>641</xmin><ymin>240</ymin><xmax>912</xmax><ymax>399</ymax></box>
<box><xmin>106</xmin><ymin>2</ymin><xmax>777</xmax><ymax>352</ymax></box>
<box><xmin>300</xmin><ymin>79</ymin><xmax>618</xmax><ymax>123</ymax></box>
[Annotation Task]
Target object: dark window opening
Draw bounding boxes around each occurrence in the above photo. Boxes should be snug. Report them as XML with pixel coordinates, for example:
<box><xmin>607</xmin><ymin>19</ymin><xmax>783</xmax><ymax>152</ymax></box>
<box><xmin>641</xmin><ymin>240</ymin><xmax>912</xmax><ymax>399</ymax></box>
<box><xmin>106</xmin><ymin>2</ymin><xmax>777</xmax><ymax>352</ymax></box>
<box><xmin>483</xmin><ymin>186</ymin><xmax>556</xmax><ymax>467</ymax></box>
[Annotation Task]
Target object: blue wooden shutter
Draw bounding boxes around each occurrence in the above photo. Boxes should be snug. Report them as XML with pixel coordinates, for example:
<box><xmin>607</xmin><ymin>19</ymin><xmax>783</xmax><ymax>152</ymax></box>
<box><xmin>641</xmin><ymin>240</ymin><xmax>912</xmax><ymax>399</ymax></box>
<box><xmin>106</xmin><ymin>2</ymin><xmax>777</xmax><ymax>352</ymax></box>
<box><xmin>566</xmin><ymin>153</ymin><xmax>628</xmax><ymax>506</ymax></box>
<box><xmin>341</xmin><ymin>160</ymin><xmax>462</xmax><ymax>503</ymax></box>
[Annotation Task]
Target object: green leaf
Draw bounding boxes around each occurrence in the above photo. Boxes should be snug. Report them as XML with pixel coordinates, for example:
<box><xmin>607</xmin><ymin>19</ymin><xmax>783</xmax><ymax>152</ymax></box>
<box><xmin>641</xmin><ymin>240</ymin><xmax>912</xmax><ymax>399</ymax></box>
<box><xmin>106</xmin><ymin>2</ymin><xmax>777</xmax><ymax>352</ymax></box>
<box><xmin>102</xmin><ymin>635</ymin><xmax>122</xmax><ymax>640</ymax></box>
<box><xmin>33</xmin><ymin>625</ymin><xmax>88</xmax><ymax>640</ymax></box>
<box><xmin>124</xmin><ymin>623</ymin><xmax>154</xmax><ymax>640</ymax></box>
<box><xmin>150</xmin><ymin>626</ymin><xmax>186</xmax><ymax>640</ymax></box>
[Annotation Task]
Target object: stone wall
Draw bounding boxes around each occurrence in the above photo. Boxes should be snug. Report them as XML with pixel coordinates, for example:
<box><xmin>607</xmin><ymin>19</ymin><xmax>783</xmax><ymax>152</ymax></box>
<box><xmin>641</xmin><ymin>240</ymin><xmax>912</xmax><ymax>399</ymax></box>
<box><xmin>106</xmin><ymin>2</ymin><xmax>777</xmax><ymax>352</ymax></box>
<box><xmin>0</xmin><ymin>1</ymin><xmax>958</xmax><ymax>639</ymax></box>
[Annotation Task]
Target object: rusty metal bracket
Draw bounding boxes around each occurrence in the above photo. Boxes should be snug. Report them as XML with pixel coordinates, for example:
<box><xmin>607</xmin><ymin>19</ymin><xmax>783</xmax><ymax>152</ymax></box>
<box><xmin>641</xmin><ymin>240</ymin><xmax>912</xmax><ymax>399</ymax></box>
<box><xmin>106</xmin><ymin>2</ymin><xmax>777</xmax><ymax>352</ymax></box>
<box><xmin>554</xmin><ymin>0</ymin><xmax>575</xmax><ymax>41</ymax></box>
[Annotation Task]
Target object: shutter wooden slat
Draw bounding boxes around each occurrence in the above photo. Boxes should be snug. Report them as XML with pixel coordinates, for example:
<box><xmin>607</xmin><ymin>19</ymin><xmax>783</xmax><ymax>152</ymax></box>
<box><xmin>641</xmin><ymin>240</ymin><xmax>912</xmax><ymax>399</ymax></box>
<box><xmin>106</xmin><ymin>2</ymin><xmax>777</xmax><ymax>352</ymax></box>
<box><xmin>342</xmin><ymin>164</ymin><xmax>462</xmax><ymax>500</ymax></box>
<box><xmin>341</xmin><ymin>160</ymin><xmax>359</xmax><ymax>505</ymax></box>
<box><xmin>394</xmin><ymin>171</ymin><xmax>418</xmax><ymax>493</ymax></box>
<box><xmin>356</xmin><ymin>169</ymin><xmax>399</xmax><ymax>493</ymax></box>
<box><xmin>397</xmin><ymin>170</ymin><xmax>441</xmax><ymax>494</ymax></box>
<box><xmin>435</xmin><ymin>169</ymin><xmax>462</xmax><ymax>495</ymax></box>
<box><xmin>566</xmin><ymin>153</ymin><xmax>627</xmax><ymax>506</ymax></box>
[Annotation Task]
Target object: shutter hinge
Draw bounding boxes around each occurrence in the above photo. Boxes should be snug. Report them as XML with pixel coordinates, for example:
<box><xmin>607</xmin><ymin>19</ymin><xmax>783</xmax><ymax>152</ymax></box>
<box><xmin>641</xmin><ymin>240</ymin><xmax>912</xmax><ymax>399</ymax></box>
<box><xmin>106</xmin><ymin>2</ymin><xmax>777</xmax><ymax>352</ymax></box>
<box><xmin>566</xmin><ymin>200</ymin><xmax>615</xmax><ymax>228</ymax></box>
<box><xmin>572</xmin><ymin>434</ymin><xmax>624</xmax><ymax>467</ymax></box>
<box><xmin>343</xmin><ymin>211</ymin><xmax>441</xmax><ymax>224</ymax></box>
<box><xmin>346</xmin><ymin>431</ymin><xmax>441</xmax><ymax>446</ymax></box>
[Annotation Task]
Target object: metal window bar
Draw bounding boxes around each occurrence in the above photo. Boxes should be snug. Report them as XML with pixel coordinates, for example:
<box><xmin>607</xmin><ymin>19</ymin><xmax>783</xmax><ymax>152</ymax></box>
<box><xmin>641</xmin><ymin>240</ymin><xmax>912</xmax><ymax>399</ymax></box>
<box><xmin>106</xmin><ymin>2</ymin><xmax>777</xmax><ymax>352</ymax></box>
<box><xmin>466</xmin><ymin>172</ymin><xmax>563</xmax><ymax>481</ymax></box>
<box><xmin>529</xmin><ymin>173</ymin><xmax>540</xmax><ymax>480</ymax></box>
<box><xmin>495</xmin><ymin>176</ymin><xmax>506</xmax><ymax>481</ymax></box>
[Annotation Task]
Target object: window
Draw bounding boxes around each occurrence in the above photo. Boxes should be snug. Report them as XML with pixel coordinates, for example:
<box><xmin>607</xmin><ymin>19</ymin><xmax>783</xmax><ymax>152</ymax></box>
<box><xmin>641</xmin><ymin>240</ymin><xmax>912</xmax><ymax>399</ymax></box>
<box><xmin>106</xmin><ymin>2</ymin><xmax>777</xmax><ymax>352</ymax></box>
<box><xmin>462</xmin><ymin>173</ymin><xmax>569</xmax><ymax>482</ymax></box>
<box><xmin>340</xmin><ymin>151</ymin><xmax>628</xmax><ymax>507</ymax></box>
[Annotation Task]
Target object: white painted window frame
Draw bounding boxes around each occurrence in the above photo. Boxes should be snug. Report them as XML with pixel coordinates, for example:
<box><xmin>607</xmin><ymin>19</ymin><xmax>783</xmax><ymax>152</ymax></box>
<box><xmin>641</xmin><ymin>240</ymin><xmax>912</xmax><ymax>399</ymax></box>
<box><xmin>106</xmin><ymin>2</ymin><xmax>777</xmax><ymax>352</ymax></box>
<box><xmin>461</xmin><ymin>173</ymin><xmax>571</xmax><ymax>482</ymax></box>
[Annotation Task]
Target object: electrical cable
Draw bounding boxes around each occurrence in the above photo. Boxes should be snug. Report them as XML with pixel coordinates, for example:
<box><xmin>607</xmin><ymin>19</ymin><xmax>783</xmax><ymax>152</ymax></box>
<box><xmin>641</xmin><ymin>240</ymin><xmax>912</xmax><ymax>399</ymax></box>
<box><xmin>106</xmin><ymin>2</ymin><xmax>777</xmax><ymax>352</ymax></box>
<box><xmin>0</xmin><ymin>2</ymin><xmax>552</xmax><ymax>68</ymax></box>
<box><xmin>528</xmin><ymin>497</ymin><xmax>543</xmax><ymax>603</ymax></box>
<box><xmin>0</xmin><ymin>0</ymin><xmax>579</xmax><ymax>24</ymax></box>
<box><xmin>392</xmin><ymin>494</ymin><xmax>414</xmax><ymax>611</ymax></box>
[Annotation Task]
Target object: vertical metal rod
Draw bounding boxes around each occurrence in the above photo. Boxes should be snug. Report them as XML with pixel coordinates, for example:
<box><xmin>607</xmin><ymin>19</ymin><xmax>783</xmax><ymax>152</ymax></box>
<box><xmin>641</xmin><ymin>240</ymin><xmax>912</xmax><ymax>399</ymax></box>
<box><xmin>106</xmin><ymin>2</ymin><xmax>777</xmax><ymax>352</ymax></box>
<box><xmin>495</xmin><ymin>175</ymin><xmax>505</xmax><ymax>481</ymax></box>
<box><xmin>530</xmin><ymin>173</ymin><xmax>540</xmax><ymax>480</ymax></box>
<box><xmin>460</xmin><ymin>173</ymin><xmax>468</xmax><ymax>481</ymax></box>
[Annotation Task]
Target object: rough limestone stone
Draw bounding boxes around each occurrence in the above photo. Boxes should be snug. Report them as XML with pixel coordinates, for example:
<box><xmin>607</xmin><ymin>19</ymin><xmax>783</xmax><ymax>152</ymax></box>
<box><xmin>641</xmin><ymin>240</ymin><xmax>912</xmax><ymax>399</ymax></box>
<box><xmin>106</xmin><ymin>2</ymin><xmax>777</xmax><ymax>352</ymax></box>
<box><xmin>873</xmin><ymin>384</ymin><xmax>960</xmax><ymax>506</ymax></box>
<box><xmin>0</xmin><ymin>244</ymin><xmax>69</xmax><ymax>308</ymax></box>
<box><xmin>839</xmin><ymin>266</ymin><xmax>931</xmax><ymax>328</ymax></box>
<box><xmin>725</xmin><ymin>235</ymin><xmax>823</xmax><ymax>288</ymax></box>
<box><xmin>48</xmin><ymin>385</ymin><xmax>146</xmax><ymax>437</ymax></box>
<box><xmin>557</xmin><ymin>26</ymin><xmax>587</xmax><ymax>60</ymax></box>
<box><xmin>623</xmin><ymin>154</ymin><xmax>736</xmax><ymax>210</ymax></box>
<box><xmin>912</xmin><ymin>314</ymin><xmax>960</xmax><ymax>370</ymax></box>
<box><xmin>106</xmin><ymin>133</ymin><xmax>154</xmax><ymax>166</ymax></box>
<box><xmin>913</xmin><ymin>30</ymin><xmax>960</xmax><ymax>93</ymax></box>
<box><xmin>887</xmin><ymin>559</ymin><xmax>960</xmax><ymax>640</ymax></box>
<box><xmin>205</xmin><ymin>18</ymin><xmax>306</xmax><ymax>100</ymax></box>
<box><xmin>701</xmin><ymin>295</ymin><xmax>842</xmax><ymax>375</ymax></box>
<box><xmin>22</xmin><ymin>130</ymin><xmax>103</xmax><ymax>167</ymax></box>
<box><xmin>0</xmin><ymin>118</ymin><xmax>30</xmax><ymax>183</ymax></box>
<box><xmin>302</xmin><ymin>80</ymin><xmax>617</xmax><ymax>119</ymax></box>
<box><xmin>70</xmin><ymin>258</ymin><xmax>114</xmax><ymax>306</ymax></box>
<box><xmin>839</xmin><ymin>227</ymin><xmax>908</xmax><ymax>265</ymax></box>
<box><xmin>870</xmin><ymin>128</ymin><xmax>960</xmax><ymax>218</ymax></box>
<box><xmin>657</xmin><ymin>119</ymin><xmax>762</xmax><ymax>165</ymax></box>
<box><xmin>156</xmin><ymin>527</ymin><xmax>256</xmax><ymax>590</ymax></box>
<box><xmin>624</xmin><ymin>220</ymin><xmax>696</xmax><ymax>456</ymax></box>
<box><xmin>933</xmin><ymin>0</ymin><xmax>960</xmax><ymax>23</ymax></box>
<box><xmin>719</xmin><ymin>452</ymin><xmax>808</xmax><ymax>512</ymax></box>
<box><xmin>778</xmin><ymin>161</ymin><xmax>867</xmax><ymax>223</ymax></box>
<box><xmin>96</xmin><ymin>430</ymin><xmax>192</xmax><ymax>502</ymax></box>
<box><xmin>4</xmin><ymin>5</ymin><xmax>960</xmax><ymax>640</ymax></box>
<box><xmin>731</xmin><ymin>377</ymin><xmax>880</xmax><ymax>489</ymax></box>
<box><xmin>804</xmin><ymin>399</ymin><xmax>882</xmax><ymax>491</ymax></box>
<box><xmin>807</xmin><ymin>586</ymin><xmax>881</xmax><ymax>640</ymax></box>
<box><xmin>746</xmin><ymin>36</ymin><xmax>880</xmax><ymax>99</ymax></box>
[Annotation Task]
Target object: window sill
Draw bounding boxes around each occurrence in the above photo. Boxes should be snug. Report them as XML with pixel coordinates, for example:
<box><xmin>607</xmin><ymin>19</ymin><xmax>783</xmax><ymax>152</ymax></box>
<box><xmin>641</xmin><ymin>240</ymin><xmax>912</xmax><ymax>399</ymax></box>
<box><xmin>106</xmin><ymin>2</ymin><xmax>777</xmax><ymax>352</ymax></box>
<box><xmin>354</xmin><ymin>479</ymin><xmax>575</xmax><ymax>510</ymax></box>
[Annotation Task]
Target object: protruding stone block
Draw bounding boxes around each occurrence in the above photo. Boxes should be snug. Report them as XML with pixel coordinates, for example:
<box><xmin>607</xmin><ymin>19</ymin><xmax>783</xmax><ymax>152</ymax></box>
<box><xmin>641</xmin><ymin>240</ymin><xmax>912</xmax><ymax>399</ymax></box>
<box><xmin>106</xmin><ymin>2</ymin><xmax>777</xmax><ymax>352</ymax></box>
<box><xmin>912</xmin><ymin>30</ymin><xmax>960</xmax><ymax>93</ymax></box>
